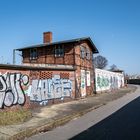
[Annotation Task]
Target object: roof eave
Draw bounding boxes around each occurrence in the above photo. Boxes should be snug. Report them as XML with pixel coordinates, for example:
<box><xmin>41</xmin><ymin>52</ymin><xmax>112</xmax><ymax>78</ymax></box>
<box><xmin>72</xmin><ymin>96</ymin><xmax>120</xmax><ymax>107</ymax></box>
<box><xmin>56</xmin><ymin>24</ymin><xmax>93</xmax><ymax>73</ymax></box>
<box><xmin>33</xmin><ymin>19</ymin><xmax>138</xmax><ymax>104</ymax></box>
<box><xmin>15</xmin><ymin>37</ymin><xmax>99</xmax><ymax>53</ymax></box>
<box><xmin>86</xmin><ymin>37</ymin><xmax>99</xmax><ymax>53</ymax></box>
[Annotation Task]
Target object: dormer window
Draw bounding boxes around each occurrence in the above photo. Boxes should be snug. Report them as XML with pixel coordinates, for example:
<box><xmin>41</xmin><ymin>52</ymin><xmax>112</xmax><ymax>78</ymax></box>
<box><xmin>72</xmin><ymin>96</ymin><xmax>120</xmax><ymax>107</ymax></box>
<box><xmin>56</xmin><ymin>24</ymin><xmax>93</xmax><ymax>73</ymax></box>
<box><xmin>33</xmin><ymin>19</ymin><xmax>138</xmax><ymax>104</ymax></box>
<box><xmin>30</xmin><ymin>48</ymin><xmax>38</xmax><ymax>60</ymax></box>
<box><xmin>55</xmin><ymin>45</ymin><xmax>64</xmax><ymax>57</ymax></box>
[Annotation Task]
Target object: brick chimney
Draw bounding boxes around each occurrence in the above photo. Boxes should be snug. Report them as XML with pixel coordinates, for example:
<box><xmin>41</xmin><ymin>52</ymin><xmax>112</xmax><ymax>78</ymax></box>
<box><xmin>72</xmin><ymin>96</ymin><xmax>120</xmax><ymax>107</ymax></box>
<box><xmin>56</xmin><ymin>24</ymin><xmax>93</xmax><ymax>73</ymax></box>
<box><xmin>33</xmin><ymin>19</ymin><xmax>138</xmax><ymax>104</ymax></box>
<box><xmin>43</xmin><ymin>31</ymin><xmax>52</xmax><ymax>43</ymax></box>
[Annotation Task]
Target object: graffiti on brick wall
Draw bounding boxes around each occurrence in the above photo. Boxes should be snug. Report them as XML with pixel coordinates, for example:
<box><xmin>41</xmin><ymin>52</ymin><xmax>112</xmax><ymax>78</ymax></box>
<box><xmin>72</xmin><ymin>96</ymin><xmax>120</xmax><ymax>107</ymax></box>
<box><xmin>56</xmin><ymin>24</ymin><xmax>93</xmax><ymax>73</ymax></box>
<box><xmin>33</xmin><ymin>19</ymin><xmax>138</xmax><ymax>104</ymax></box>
<box><xmin>28</xmin><ymin>74</ymin><xmax>72</xmax><ymax>105</ymax></box>
<box><xmin>95</xmin><ymin>69</ymin><xmax>124</xmax><ymax>92</ymax></box>
<box><xmin>81</xmin><ymin>70</ymin><xmax>86</xmax><ymax>97</ymax></box>
<box><xmin>0</xmin><ymin>73</ymin><xmax>29</xmax><ymax>108</ymax></box>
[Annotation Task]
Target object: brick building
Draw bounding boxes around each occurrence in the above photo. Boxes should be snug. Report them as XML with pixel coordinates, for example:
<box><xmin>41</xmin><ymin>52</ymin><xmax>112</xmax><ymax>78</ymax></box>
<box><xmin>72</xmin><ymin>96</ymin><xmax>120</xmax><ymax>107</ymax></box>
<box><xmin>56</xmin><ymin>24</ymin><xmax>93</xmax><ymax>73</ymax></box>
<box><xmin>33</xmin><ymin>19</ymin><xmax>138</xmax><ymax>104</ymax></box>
<box><xmin>16</xmin><ymin>32</ymin><xmax>98</xmax><ymax>97</ymax></box>
<box><xmin>0</xmin><ymin>32</ymin><xmax>98</xmax><ymax>109</ymax></box>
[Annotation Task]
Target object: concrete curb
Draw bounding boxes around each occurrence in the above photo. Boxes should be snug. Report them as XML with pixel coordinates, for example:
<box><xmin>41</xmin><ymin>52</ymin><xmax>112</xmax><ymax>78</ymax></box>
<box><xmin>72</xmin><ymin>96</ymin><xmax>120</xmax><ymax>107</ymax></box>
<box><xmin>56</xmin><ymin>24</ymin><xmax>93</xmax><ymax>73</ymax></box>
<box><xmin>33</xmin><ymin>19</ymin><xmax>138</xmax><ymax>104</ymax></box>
<box><xmin>9</xmin><ymin>104</ymin><xmax>104</xmax><ymax>140</ymax></box>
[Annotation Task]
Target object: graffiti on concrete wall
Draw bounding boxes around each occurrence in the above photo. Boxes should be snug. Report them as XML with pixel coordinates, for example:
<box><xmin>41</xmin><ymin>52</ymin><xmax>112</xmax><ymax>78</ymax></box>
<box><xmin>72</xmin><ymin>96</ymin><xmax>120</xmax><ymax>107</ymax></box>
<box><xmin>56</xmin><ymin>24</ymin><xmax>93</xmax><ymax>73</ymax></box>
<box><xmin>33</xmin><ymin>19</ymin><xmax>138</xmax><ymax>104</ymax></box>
<box><xmin>95</xmin><ymin>69</ymin><xmax>124</xmax><ymax>92</ymax></box>
<box><xmin>28</xmin><ymin>74</ymin><xmax>72</xmax><ymax>105</ymax></box>
<box><xmin>0</xmin><ymin>73</ymin><xmax>29</xmax><ymax>108</ymax></box>
<box><xmin>97</xmin><ymin>75</ymin><xmax>109</xmax><ymax>89</ymax></box>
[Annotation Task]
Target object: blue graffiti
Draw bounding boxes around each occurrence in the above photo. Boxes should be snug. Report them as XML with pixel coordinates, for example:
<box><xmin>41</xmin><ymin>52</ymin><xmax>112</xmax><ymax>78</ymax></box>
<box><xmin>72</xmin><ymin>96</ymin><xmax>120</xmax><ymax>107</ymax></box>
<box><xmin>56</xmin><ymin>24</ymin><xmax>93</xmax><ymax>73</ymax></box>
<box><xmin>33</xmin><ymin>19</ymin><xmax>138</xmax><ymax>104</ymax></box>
<box><xmin>29</xmin><ymin>75</ymin><xmax>72</xmax><ymax>103</ymax></box>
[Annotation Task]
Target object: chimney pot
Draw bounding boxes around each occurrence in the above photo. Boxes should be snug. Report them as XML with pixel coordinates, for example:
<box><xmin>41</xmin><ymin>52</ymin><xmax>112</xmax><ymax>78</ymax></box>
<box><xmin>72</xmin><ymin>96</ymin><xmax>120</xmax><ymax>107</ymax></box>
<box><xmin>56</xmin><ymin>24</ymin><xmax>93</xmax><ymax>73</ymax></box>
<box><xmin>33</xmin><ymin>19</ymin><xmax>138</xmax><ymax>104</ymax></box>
<box><xmin>43</xmin><ymin>32</ymin><xmax>52</xmax><ymax>43</ymax></box>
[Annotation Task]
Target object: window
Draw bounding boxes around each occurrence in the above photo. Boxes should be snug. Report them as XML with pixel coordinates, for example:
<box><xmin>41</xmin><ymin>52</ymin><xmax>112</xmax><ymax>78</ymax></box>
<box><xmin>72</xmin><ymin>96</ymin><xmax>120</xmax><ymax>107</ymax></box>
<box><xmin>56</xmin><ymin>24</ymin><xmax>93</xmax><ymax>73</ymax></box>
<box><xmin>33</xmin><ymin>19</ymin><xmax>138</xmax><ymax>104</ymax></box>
<box><xmin>86</xmin><ymin>48</ymin><xmax>90</xmax><ymax>60</ymax></box>
<box><xmin>80</xmin><ymin>46</ymin><xmax>85</xmax><ymax>59</ymax></box>
<box><xmin>30</xmin><ymin>48</ymin><xmax>38</xmax><ymax>60</ymax></box>
<box><xmin>55</xmin><ymin>45</ymin><xmax>64</xmax><ymax>57</ymax></box>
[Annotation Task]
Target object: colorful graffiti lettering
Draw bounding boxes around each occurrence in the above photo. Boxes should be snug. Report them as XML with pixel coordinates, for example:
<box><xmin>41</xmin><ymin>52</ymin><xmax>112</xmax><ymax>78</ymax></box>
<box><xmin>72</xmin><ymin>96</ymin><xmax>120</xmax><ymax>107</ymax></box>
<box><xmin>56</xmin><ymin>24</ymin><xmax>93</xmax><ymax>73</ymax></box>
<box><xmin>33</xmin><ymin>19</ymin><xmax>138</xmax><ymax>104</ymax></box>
<box><xmin>28</xmin><ymin>75</ymin><xmax>72</xmax><ymax>104</ymax></box>
<box><xmin>97</xmin><ymin>75</ymin><xmax>120</xmax><ymax>90</ymax></box>
<box><xmin>97</xmin><ymin>76</ymin><xmax>109</xmax><ymax>88</ymax></box>
<box><xmin>95</xmin><ymin>68</ymin><xmax>124</xmax><ymax>92</ymax></box>
<box><xmin>0</xmin><ymin>73</ymin><xmax>29</xmax><ymax>108</ymax></box>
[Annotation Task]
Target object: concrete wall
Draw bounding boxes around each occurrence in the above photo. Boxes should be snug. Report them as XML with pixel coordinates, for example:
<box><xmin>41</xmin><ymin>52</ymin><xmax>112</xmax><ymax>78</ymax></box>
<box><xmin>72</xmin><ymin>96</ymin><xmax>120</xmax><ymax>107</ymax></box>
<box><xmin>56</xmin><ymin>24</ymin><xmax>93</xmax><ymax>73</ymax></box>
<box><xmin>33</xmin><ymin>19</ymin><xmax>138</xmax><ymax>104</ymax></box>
<box><xmin>0</xmin><ymin>66</ymin><xmax>75</xmax><ymax>109</ymax></box>
<box><xmin>95</xmin><ymin>68</ymin><xmax>124</xmax><ymax>92</ymax></box>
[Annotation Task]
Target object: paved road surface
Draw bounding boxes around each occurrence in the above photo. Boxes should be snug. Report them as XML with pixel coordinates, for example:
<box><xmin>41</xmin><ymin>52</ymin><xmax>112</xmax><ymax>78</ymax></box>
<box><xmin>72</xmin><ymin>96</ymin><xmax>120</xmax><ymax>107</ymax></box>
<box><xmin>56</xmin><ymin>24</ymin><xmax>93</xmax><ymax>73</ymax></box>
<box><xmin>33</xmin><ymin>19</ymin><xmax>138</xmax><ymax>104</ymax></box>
<box><xmin>71</xmin><ymin>96</ymin><xmax>140</xmax><ymax>140</ymax></box>
<box><xmin>28</xmin><ymin>86</ymin><xmax>140</xmax><ymax>140</ymax></box>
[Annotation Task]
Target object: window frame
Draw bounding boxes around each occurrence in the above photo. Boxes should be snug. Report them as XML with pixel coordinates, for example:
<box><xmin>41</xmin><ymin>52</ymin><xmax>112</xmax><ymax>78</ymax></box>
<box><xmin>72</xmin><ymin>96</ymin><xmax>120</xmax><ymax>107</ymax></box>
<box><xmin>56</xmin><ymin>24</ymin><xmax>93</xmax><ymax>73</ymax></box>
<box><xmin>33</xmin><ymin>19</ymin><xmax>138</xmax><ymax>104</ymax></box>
<box><xmin>30</xmin><ymin>48</ymin><xmax>38</xmax><ymax>60</ymax></box>
<box><xmin>55</xmin><ymin>45</ymin><xmax>64</xmax><ymax>57</ymax></box>
<box><xmin>86</xmin><ymin>48</ymin><xmax>91</xmax><ymax>60</ymax></box>
<box><xmin>80</xmin><ymin>45</ymin><xmax>85</xmax><ymax>59</ymax></box>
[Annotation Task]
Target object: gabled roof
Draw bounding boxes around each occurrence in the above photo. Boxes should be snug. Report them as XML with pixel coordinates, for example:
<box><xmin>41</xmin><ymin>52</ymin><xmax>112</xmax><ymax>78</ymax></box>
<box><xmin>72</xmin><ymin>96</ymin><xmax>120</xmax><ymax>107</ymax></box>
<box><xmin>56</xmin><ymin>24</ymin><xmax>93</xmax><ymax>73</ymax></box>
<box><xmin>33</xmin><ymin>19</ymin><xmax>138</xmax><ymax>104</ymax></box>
<box><xmin>16</xmin><ymin>37</ymin><xmax>99</xmax><ymax>53</ymax></box>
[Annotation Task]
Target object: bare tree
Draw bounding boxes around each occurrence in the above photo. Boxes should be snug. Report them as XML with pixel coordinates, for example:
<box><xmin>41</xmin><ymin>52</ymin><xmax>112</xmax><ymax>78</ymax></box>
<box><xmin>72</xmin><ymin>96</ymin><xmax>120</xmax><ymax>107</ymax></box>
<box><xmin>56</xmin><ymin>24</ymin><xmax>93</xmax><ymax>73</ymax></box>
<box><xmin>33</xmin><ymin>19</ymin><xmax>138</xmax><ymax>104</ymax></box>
<box><xmin>93</xmin><ymin>55</ymin><xmax>108</xmax><ymax>69</ymax></box>
<box><xmin>110</xmin><ymin>64</ymin><xmax>118</xmax><ymax>71</ymax></box>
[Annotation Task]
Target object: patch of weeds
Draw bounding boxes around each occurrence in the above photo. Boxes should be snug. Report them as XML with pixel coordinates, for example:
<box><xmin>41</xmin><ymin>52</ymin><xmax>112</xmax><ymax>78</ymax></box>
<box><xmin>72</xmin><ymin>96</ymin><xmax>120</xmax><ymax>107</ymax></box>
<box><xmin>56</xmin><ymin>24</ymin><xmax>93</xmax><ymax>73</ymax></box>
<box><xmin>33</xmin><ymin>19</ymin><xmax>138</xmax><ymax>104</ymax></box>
<box><xmin>0</xmin><ymin>108</ymin><xmax>32</xmax><ymax>126</ymax></box>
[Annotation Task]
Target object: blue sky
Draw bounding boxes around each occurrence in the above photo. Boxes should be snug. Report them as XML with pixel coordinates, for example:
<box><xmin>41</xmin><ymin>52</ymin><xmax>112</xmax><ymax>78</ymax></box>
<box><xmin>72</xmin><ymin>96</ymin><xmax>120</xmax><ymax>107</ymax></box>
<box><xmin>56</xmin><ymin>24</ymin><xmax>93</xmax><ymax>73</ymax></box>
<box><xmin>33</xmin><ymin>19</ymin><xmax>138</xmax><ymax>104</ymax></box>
<box><xmin>0</xmin><ymin>0</ymin><xmax>139</xmax><ymax>75</ymax></box>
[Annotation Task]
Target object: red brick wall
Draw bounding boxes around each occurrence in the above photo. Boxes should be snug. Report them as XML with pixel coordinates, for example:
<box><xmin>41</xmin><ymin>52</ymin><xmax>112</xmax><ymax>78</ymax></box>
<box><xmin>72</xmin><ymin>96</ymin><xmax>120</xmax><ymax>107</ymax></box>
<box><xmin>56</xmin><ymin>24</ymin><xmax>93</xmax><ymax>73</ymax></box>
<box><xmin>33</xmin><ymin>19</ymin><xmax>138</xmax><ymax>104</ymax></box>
<box><xmin>22</xmin><ymin>44</ymin><xmax>75</xmax><ymax>65</ymax></box>
<box><xmin>74</xmin><ymin>42</ymin><xmax>95</xmax><ymax>97</ymax></box>
<box><xmin>22</xmin><ymin>41</ymin><xmax>95</xmax><ymax>98</ymax></box>
<box><xmin>0</xmin><ymin>67</ymin><xmax>75</xmax><ymax>110</ymax></box>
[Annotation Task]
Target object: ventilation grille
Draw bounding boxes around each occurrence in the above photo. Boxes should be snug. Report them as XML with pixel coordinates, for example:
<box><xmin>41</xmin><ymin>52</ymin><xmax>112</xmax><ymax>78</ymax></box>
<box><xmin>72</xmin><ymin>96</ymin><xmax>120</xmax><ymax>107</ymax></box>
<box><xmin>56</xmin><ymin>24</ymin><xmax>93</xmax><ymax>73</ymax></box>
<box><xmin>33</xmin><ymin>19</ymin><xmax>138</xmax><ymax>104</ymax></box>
<box><xmin>40</xmin><ymin>72</ymin><xmax>53</xmax><ymax>79</ymax></box>
<box><xmin>60</xmin><ymin>73</ymin><xmax>69</xmax><ymax>79</ymax></box>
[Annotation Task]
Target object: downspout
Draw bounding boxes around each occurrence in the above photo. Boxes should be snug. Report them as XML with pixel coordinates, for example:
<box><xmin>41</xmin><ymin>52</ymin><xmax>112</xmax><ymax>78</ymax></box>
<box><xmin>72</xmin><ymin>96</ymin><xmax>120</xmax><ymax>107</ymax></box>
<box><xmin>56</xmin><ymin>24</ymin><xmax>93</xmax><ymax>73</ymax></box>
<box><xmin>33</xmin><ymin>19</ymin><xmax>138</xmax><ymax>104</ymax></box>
<box><xmin>93</xmin><ymin>54</ymin><xmax>97</xmax><ymax>94</ymax></box>
<box><xmin>13</xmin><ymin>49</ymin><xmax>16</xmax><ymax>65</ymax></box>
<box><xmin>73</xmin><ymin>43</ymin><xmax>77</xmax><ymax>99</ymax></box>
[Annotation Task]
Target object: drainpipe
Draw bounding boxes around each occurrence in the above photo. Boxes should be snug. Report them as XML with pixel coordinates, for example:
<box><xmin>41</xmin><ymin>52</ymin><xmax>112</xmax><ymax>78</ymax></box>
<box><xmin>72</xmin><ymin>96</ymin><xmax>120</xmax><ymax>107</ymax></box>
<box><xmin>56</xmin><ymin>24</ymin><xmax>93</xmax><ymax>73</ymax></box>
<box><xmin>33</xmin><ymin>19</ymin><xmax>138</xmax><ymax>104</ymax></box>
<box><xmin>13</xmin><ymin>49</ymin><xmax>16</xmax><ymax>65</ymax></box>
<box><xmin>93</xmin><ymin>54</ymin><xmax>97</xmax><ymax>94</ymax></box>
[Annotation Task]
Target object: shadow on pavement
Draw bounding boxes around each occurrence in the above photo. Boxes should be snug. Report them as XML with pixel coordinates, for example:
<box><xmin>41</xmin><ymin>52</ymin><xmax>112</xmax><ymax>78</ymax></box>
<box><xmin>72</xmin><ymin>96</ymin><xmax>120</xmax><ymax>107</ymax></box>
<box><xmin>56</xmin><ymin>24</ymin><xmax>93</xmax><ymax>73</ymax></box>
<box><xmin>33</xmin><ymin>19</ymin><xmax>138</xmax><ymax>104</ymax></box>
<box><xmin>70</xmin><ymin>96</ymin><xmax>140</xmax><ymax>140</ymax></box>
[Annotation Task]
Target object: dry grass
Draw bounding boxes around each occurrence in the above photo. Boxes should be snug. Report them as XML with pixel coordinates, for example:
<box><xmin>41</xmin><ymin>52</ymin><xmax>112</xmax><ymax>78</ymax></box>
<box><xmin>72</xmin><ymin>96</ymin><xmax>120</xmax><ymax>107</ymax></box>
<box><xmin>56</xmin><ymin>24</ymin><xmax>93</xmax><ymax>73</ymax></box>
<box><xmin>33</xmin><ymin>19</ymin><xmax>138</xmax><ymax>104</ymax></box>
<box><xmin>0</xmin><ymin>108</ymin><xmax>32</xmax><ymax>126</ymax></box>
